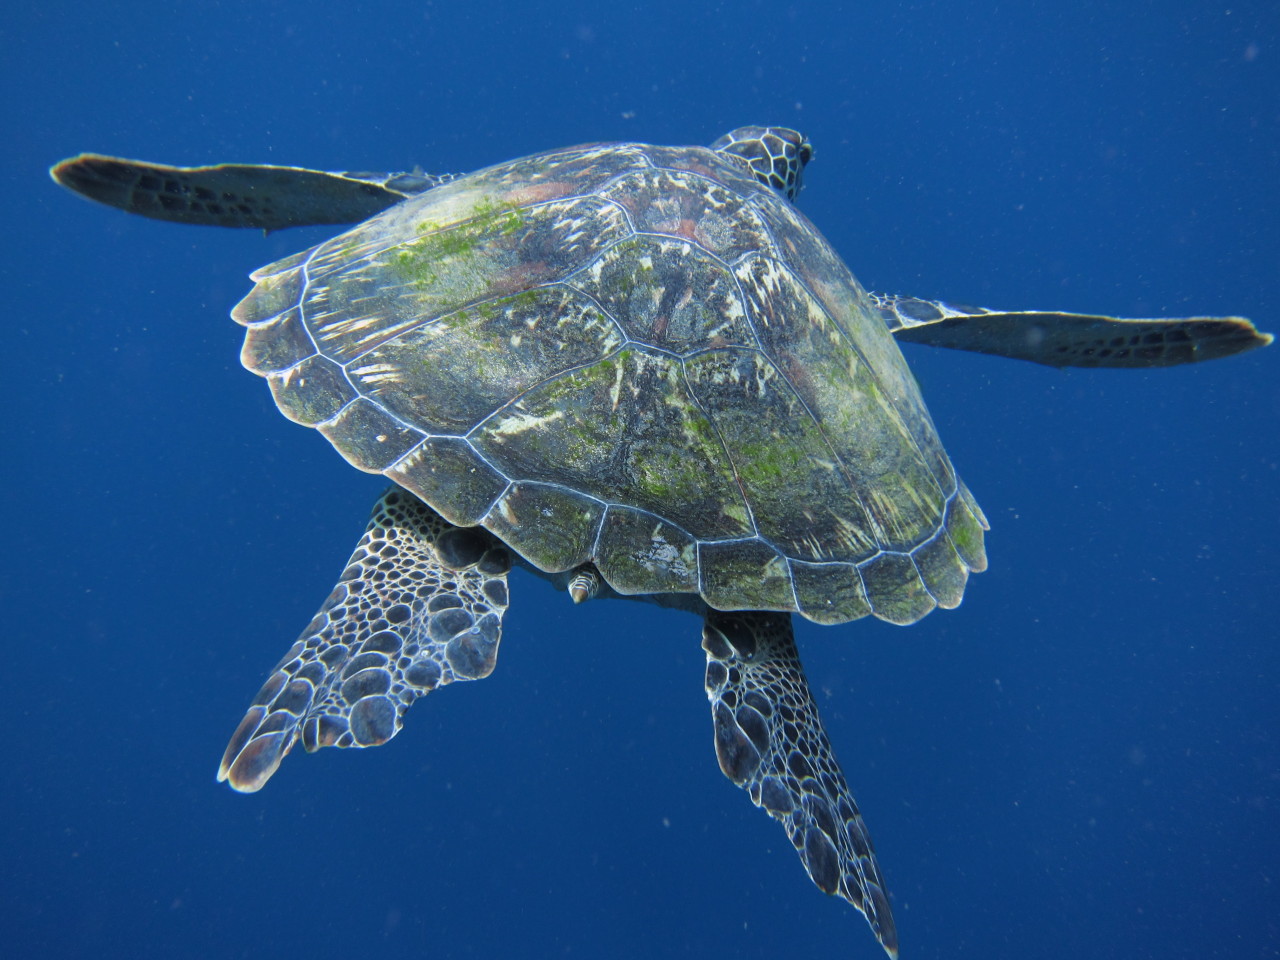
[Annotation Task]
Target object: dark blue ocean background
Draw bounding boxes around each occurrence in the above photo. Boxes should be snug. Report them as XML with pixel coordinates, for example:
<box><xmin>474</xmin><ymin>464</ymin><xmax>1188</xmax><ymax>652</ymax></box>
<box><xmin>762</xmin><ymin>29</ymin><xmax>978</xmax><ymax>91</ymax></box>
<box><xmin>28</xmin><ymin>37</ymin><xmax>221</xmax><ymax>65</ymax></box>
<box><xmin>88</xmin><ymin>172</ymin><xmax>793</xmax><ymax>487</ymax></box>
<box><xmin>6</xmin><ymin>2</ymin><xmax>1277</xmax><ymax>958</ymax></box>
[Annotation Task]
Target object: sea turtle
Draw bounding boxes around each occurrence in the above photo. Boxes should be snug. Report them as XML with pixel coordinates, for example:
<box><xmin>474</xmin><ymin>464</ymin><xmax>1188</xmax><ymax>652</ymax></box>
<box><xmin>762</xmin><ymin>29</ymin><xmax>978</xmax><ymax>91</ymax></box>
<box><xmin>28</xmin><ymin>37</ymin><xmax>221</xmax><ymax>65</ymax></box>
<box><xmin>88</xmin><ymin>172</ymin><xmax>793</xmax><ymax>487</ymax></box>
<box><xmin>51</xmin><ymin>127</ymin><xmax>1269</xmax><ymax>956</ymax></box>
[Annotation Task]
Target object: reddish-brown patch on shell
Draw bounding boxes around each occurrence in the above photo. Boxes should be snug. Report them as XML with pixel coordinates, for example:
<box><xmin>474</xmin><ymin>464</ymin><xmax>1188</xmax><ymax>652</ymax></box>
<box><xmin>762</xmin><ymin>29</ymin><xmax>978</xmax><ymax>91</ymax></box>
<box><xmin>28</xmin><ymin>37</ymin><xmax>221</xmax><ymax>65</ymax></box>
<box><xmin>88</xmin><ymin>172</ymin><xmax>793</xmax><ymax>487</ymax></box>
<box><xmin>506</xmin><ymin>181</ymin><xmax>580</xmax><ymax>205</ymax></box>
<box><xmin>491</xmin><ymin>260</ymin><xmax>553</xmax><ymax>297</ymax></box>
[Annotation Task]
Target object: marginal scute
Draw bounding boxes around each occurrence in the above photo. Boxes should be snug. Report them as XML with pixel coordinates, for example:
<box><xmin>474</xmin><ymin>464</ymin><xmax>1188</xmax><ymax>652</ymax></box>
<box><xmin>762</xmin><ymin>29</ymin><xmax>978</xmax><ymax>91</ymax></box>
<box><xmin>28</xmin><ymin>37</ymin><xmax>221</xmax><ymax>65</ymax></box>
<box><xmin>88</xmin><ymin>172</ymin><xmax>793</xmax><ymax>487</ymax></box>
<box><xmin>699</xmin><ymin>538</ymin><xmax>796</xmax><ymax>613</ymax></box>
<box><xmin>251</xmin><ymin>246</ymin><xmax>313</xmax><ymax>281</ymax></box>
<box><xmin>233</xmin><ymin>262</ymin><xmax>306</xmax><ymax>325</ymax></box>
<box><xmin>267</xmin><ymin>354</ymin><xmax>357</xmax><ymax>425</ymax></box>
<box><xmin>483</xmin><ymin>482</ymin><xmax>604</xmax><ymax>573</ymax></box>
<box><xmin>595</xmin><ymin>506</ymin><xmax>699</xmax><ymax>596</ymax></box>
<box><xmin>858</xmin><ymin>551</ymin><xmax>937</xmax><ymax>625</ymax></box>
<box><xmin>959</xmin><ymin>479</ymin><xmax>990</xmax><ymax>531</ymax></box>
<box><xmin>389</xmin><ymin>437</ymin><xmax>508</xmax><ymax>527</ymax></box>
<box><xmin>945</xmin><ymin>487</ymin><xmax>988</xmax><ymax>573</ymax></box>
<box><xmin>241</xmin><ymin>306</ymin><xmax>317</xmax><ymax>374</ymax></box>
<box><xmin>789</xmin><ymin>560</ymin><xmax>872</xmax><ymax>625</ymax></box>
<box><xmin>911</xmin><ymin>526</ymin><xmax>970</xmax><ymax>610</ymax></box>
<box><xmin>316</xmin><ymin>397</ymin><xmax>426</xmax><ymax>472</ymax></box>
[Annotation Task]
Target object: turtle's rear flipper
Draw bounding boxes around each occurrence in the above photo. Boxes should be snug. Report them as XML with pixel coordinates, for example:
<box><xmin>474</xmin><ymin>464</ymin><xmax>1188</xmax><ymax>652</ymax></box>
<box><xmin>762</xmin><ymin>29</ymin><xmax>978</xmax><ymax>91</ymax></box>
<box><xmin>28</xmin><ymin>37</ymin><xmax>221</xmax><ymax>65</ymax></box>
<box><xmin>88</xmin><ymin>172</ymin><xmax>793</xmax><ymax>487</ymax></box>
<box><xmin>50</xmin><ymin>154</ymin><xmax>449</xmax><ymax>230</ymax></box>
<box><xmin>875</xmin><ymin>293</ymin><xmax>1271</xmax><ymax>368</ymax></box>
<box><xmin>702</xmin><ymin>611</ymin><xmax>898</xmax><ymax>958</ymax></box>
<box><xmin>218</xmin><ymin>487</ymin><xmax>509</xmax><ymax>792</ymax></box>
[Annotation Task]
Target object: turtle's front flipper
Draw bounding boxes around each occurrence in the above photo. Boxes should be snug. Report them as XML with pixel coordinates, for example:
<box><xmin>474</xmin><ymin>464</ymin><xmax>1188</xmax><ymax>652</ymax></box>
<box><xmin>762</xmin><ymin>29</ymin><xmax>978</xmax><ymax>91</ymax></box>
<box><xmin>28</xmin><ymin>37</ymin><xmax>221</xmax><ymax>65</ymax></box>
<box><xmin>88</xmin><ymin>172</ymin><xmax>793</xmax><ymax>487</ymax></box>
<box><xmin>50</xmin><ymin>154</ymin><xmax>453</xmax><ymax>230</ymax></box>
<box><xmin>874</xmin><ymin>293</ymin><xmax>1271</xmax><ymax>368</ymax></box>
<box><xmin>218</xmin><ymin>487</ymin><xmax>509</xmax><ymax>792</ymax></box>
<box><xmin>702</xmin><ymin>611</ymin><xmax>898</xmax><ymax>958</ymax></box>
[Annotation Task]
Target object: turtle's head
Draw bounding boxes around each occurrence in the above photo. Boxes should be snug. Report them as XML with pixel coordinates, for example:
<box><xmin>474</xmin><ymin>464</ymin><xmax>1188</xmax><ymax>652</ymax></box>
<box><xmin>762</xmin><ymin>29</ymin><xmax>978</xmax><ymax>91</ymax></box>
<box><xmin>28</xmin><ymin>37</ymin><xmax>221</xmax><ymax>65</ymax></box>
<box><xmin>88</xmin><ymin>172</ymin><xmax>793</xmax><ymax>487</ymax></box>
<box><xmin>710</xmin><ymin>126</ymin><xmax>813</xmax><ymax>202</ymax></box>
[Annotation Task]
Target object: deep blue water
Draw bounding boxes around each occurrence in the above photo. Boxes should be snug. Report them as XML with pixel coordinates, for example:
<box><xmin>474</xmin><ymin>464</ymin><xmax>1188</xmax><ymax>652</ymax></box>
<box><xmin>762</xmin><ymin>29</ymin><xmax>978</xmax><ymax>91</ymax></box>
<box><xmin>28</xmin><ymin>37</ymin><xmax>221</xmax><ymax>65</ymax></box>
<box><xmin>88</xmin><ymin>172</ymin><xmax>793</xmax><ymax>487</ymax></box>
<box><xmin>5</xmin><ymin>2</ymin><xmax>1278</xmax><ymax>958</ymax></box>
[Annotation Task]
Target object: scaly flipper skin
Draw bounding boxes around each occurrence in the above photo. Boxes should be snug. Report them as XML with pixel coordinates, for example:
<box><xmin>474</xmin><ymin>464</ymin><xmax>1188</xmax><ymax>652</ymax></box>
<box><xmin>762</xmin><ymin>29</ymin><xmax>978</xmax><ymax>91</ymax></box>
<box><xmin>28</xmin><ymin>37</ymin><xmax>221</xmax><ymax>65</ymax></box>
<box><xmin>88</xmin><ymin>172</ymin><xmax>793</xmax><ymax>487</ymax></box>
<box><xmin>873</xmin><ymin>293</ymin><xmax>1270</xmax><ymax>368</ymax></box>
<box><xmin>218</xmin><ymin>487</ymin><xmax>510</xmax><ymax>792</ymax></box>
<box><xmin>702</xmin><ymin>611</ymin><xmax>898</xmax><ymax>958</ymax></box>
<box><xmin>49</xmin><ymin>154</ymin><xmax>450</xmax><ymax>230</ymax></box>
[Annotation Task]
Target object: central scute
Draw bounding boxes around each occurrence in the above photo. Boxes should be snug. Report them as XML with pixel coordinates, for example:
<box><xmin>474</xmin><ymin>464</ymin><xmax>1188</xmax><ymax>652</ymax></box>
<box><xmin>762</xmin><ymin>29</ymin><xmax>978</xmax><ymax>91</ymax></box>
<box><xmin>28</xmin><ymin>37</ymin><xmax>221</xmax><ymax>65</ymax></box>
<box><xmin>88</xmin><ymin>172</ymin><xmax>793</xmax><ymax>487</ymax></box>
<box><xmin>233</xmin><ymin>141</ymin><xmax>988</xmax><ymax>625</ymax></box>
